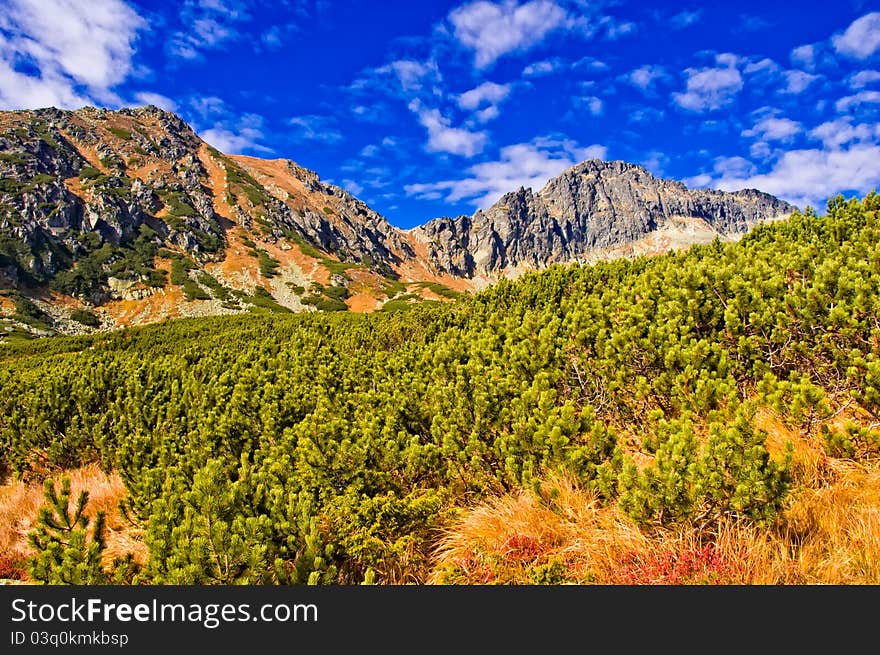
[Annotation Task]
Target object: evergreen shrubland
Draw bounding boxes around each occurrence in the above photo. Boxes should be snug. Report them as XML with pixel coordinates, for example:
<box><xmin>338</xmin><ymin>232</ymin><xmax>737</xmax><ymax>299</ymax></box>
<box><xmin>2</xmin><ymin>194</ymin><xmax>878</xmax><ymax>583</ymax></box>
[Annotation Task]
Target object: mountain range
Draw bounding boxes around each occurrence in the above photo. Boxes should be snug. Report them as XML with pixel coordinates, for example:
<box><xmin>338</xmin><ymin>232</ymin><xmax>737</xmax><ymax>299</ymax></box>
<box><xmin>0</xmin><ymin>106</ymin><xmax>793</xmax><ymax>335</ymax></box>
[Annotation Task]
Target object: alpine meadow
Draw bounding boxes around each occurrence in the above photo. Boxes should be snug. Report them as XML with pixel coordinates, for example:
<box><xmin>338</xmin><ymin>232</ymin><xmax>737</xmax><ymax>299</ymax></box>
<box><xmin>1</xmin><ymin>0</ymin><xmax>880</xmax><ymax>587</ymax></box>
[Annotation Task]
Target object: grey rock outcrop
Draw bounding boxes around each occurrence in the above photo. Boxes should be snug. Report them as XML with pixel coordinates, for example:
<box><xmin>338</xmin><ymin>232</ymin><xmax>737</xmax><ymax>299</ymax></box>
<box><xmin>412</xmin><ymin>160</ymin><xmax>794</xmax><ymax>278</ymax></box>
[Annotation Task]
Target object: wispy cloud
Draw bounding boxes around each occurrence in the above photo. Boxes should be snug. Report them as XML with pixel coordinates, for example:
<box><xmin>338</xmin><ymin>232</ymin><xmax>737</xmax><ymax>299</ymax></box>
<box><xmin>572</xmin><ymin>56</ymin><xmax>609</xmax><ymax>73</ymax></box>
<box><xmin>341</xmin><ymin>179</ymin><xmax>363</xmax><ymax>196</ymax></box>
<box><xmin>522</xmin><ymin>58</ymin><xmax>564</xmax><ymax>77</ymax></box>
<box><xmin>409</xmin><ymin>99</ymin><xmax>488</xmax><ymax>157</ymax></box>
<box><xmin>457</xmin><ymin>81</ymin><xmax>511</xmax><ymax>109</ymax></box>
<box><xmin>167</xmin><ymin>0</ymin><xmax>252</xmax><ymax>61</ymax></box>
<box><xmin>669</xmin><ymin>9</ymin><xmax>702</xmax><ymax>30</ymax></box>
<box><xmin>640</xmin><ymin>150</ymin><xmax>669</xmax><ymax>176</ymax></box>
<box><xmin>711</xmin><ymin>144</ymin><xmax>880</xmax><ymax>209</ymax></box>
<box><xmin>835</xmin><ymin>90</ymin><xmax>880</xmax><ymax>112</ymax></box>
<box><xmin>735</xmin><ymin>14</ymin><xmax>771</xmax><ymax>32</ymax></box>
<box><xmin>133</xmin><ymin>91</ymin><xmax>178</xmax><ymax>112</ymax></box>
<box><xmin>673</xmin><ymin>55</ymin><xmax>743</xmax><ymax>112</ymax></box>
<box><xmin>288</xmin><ymin>114</ymin><xmax>344</xmax><ymax>144</ymax></box>
<box><xmin>790</xmin><ymin>44</ymin><xmax>816</xmax><ymax>70</ymax></box>
<box><xmin>0</xmin><ymin>0</ymin><xmax>146</xmax><ymax>109</ymax></box>
<box><xmin>780</xmin><ymin>70</ymin><xmax>820</xmax><ymax>94</ymax></box>
<box><xmin>448</xmin><ymin>0</ymin><xmax>568</xmax><ymax>69</ymax></box>
<box><xmin>573</xmin><ymin>95</ymin><xmax>603</xmax><ymax>116</ymax></box>
<box><xmin>809</xmin><ymin>117</ymin><xmax>880</xmax><ymax>148</ymax></box>
<box><xmin>742</xmin><ymin>113</ymin><xmax>802</xmax><ymax>142</ymax></box>
<box><xmin>832</xmin><ymin>12</ymin><xmax>880</xmax><ymax>60</ymax></box>
<box><xmin>627</xmin><ymin>105</ymin><xmax>665</xmax><ymax>124</ymax></box>
<box><xmin>602</xmin><ymin>19</ymin><xmax>636</xmax><ymax>40</ymax></box>
<box><xmin>848</xmin><ymin>70</ymin><xmax>880</xmax><ymax>89</ymax></box>
<box><xmin>196</xmin><ymin>105</ymin><xmax>271</xmax><ymax>154</ymax></box>
<box><xmin>374</xmin><ymin>59</ymin><xmax>442</xmax><ymax>94</ymax></box>
<box><xmin>405</xmin><ymin>135</ymin><xmax>606</xmax><ymax>208</ymax></box>
<box><xmin>624</xmin><ymin>64</ymin><xmax>669</xmax><ymax>91</ymax></box>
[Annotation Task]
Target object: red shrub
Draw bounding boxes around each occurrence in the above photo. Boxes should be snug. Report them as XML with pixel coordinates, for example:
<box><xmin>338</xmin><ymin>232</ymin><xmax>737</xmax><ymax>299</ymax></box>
<box><xmin>0</xmin><ymin>554</ymin><xmax>28</xmax><ymax>581</ymax></box>
<box><xmin>501</xmin><ymin>534</ymin><xmax>546</xmax><ymax>563</ymax></box>
<box><xmin>614</xmin><ymin>543</ymin><xmax>743</xmax><ymax>585</ymax></box>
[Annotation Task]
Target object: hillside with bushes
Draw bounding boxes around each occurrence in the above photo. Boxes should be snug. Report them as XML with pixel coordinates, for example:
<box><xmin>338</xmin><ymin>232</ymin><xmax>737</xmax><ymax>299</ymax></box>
<box><xmin>1</xmin><ymin>193</ymin><xmax>878</xmax><ymax>584</ymax></box>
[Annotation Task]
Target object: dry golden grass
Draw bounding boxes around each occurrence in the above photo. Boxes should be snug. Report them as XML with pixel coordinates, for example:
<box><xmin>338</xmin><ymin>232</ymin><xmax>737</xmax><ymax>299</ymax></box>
<box><xmin>785</xmin><ymin>462</ymin><xmax>880</xmax><ymax>583</ymax></box>
<box><xmin>430</xmin><ymin>473</ymin><xmax>791</xmax><ymax>584</ymax></box>
<box><xmin>758</xmin><ymin>408</ymin><xmax>834</xmax><ymax>488</ymax></box>
<box><xmin>0</xmin><ymin>464</ymin><xmax>147</xmax><ymax>576</ymax></box>
<box><xmin>430</xmin><ymin>456</ymin><xmax>880</xmax><ymax>585</ymax></box>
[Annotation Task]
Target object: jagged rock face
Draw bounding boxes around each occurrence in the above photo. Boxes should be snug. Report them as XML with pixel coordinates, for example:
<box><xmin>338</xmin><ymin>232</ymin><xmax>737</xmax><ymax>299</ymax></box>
<box><xmin>0</xmin><ymin>106</ymin><xmax>228</xmax><ymax>281</ymax></box>
<box><xmin>245</xmin><ymin>161</ymin><xmax>415</xmax><ymax>267</ymax></box>
<box><xmin>413</xmin><ymin>160</ymin><xmax>795</xmax><ymax>278</ymax></box>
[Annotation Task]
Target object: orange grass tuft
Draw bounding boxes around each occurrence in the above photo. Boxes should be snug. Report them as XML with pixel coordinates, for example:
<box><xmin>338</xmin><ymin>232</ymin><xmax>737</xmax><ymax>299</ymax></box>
<box><xmin>430</xmin><ymin>459</ymin><xmax>880</xmax><ymax>585</ymax></box>
<box><xmin>0</xmin><ymin>464</ymin><xmax>147</xmax><ymax>578</ymax></box>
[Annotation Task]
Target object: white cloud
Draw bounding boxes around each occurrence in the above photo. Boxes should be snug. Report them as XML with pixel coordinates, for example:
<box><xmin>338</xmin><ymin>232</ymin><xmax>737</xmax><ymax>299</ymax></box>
<box><xmin>475</xmin><ymin>106</ymin><xmax>500</xmax><ymax>122</ymax></box>
<box><xmin>603</xmin><ymin>20</ymin><xmax>636</xmax><ymax>40</ymax></box>
<box><xmin>448</xmin><ymin>0</ymin><xmax>568</xmax><ymax>68</ymax></box>
<box><xmin>167</xmin><ymin>0</ymin><xmax>252</xmax><ymax>61</ymax></box>
<box><xmin>715</xmin><ymin>53</ymin><xmax>743</xmax><ymax>68</ymax></box>
<box><xmin>627</xmin><ymin>106</ymin><xmax>665</xmax><ymax>123</ymax></box>
<box><xmin>743</xmin><ymin>57</ymin><xmax>780</xmax><ymax>77</ymax></box>
<box><xmin>457</xmin><ymin>81</ymin><xmax>511</xmax><ymax>109</ymax></box>
<box><xmin>375</xmin><ymin>59</ymin><xmax>442</xmax><ymax>94</ymax></box>
<box><xmin>742</xmin><ymin>115</ymin><xmax>802</xmax><ymax>142</ymax></box>
<box><xmin>781</xmin><ymin>70</ymin><xmax>820</xmax><ymax>94</ymax></box>
<box><xmin>572</xmin><ymin>56</ymin><xmax>609</xmax><ymax>73</ymax></box>
<box><xmin>341</xmin><ymin>179</ymin><xmax>363</xmax><ymax>196</ymax></box>
<box><xmin>669</xmin><ymin>10</ymin><xmax>702</xmax><ymax>29</ymax></box>
<box><xmin>736</xmin><ymin>14</ymin><xmax>770</xmax><ymax>32</ymax></box>
<box><xmin>350</xmin><ymin>103</ymin><xmax>391</xmax><ymax>123</ymax></box>
<box><xmin>405</xmin><ymin>136</ymin><xmax>606</xmax><ymax>208</ymax></box>
<box><xmin>261</xmin><ymin>26</ymin><xmax>283</xmax><ymax>49</ymax></box>
<box><xmin>640</xmin><ymin>150</ymin><xmax>669</xmax><ymax>176</ymax></box>
<box><xmin>574</xmin><ymin>95</ymin><xmax>603</xmax><ymax>116</ymax></box>
<box><xmin>688</xmin><ymin>143</ymin><xmax>880</xmax><ymax>207</ymax></box>
<box><xmin>848</xmin><ymin>70</ymin><xmax>880</xmax><ymax>89</ymax></box>
<box><xmin>673</xmin><ymin>57</ymin><xmax>743</xmax><ymax>111</ymax></box>
<box><xmin>835</xmin><ymin>90</ymin><xmax>880</xmax><ymax>112</ymax></box>
<box><xmin>712</xmin><ymin>156</ymin><xmax>756</xmax><ymax>179</ymax></box>
<box><xmin>832</xmin><ymin>12</ymin><xmax>880</xmax><ymax>59</ymax></box>
<box><xmin>0</xmin><ymin>0</ymin><xmax>146</xmax><ymax>109</ymax></box>
<box><xmin>360</xmin><ymin>144</ymin><xmax>380</xmax><ymax>158</ymax></box>
<box><xmin>749</xmin><ymin>141</ymin><xmax>773</xmax><ymax>160</ymax></box>
<box><xmin>790</xmin><ymin>44</ymin><xmax>815</xmax><ymax>69</ymax></box>
<box><xmin>288</xmin><ymin>115</ymin><xmax>344</xmax><ymax>144</ymax></box>
<box><xmin>133</xmin><ymin>92</ymin><xmax>178</xmax><ymax>113</ymax></box>
<box><xmin>189</xmin><ymin>95</ymin><xmax>227</xmax><ymax>120</ymax></box>
<box><xmin>200</xmin><ymin>113</ymin><xmax>271</xmax><ymax>154</ymax></box>
<box><xmin>522</xmin><ymin>58</ymin><xmax>563</xmax><ymax>77</ymax></box>
<box><xmin>711</xmin><ymin>144</ymin><xmax>880</xmax><ymax>208</ymax></box>
<box><xmin>743</xmin><ymin>58</ymin><xmax>822</xmax><ymax>94</ymax></box>
<box><xmin>410</xmin><ymin>100</ymin><xmax>487</xmax><ymax>157</ymax></box>
<box><xmin>625</xmin><ymin>65</ymin><xmax>668</xmax><ymax>91</ymax></box>
<box><xmin>809</xmin><ymin>117</ymin><xmax>880</xmax><ymax>148</ymax></box>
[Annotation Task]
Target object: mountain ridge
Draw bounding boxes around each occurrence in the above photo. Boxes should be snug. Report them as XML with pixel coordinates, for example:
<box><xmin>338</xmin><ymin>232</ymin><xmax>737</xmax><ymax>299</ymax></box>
<box><xmin>0</xmin><ymin>105</ymin><xmax>794</xmax><ymax>335</ymax></box>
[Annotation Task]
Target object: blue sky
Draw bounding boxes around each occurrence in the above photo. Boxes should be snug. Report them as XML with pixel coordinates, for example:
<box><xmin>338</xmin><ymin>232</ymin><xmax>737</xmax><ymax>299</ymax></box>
<box><xmin>0</xmin><ymin>0</ymin><xmax>878</xmax><ymax>228</ymax></box>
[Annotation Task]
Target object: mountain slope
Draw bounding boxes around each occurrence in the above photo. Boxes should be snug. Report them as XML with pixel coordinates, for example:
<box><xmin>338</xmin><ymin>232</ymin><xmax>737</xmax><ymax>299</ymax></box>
<box><xmin>412</xmin><ymin>159</ymin><xmax>793</xmax><ymax>282</ymax></box>
<box><xmin>0</xmin><ymin>106</ymin><xmax>794</xmax><ymax>335</ymax></box>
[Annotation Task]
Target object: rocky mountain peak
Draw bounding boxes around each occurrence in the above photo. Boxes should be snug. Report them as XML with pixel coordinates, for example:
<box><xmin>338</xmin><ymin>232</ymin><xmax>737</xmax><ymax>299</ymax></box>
<box><xmin>412</xmin><ymin>157</ymin><xmax>795</xmax><ymax>281</ymax></box>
